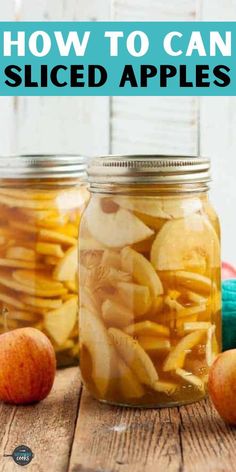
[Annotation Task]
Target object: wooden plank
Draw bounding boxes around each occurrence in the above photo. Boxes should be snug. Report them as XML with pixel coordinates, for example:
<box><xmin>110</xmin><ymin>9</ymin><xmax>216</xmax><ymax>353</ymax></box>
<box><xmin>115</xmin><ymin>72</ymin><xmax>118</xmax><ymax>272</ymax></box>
<box><xmin>201</xmin><ymin>0</ymin><xmax>236</xmax><ymax>20</ymax></box>
<box><xmin>200</xmin><ymin>1</ymin><xmax>236</xmax><ymax>265</ymax></box>
<box><xmin>0</xmin><ymin>1</ymin><xmax>16</xmax><ymax>155</ymax></box>
<box><xmin>112</xmin><ymin>0</ymin><xmax>199</xmax><ymax>20</ymax></box>
<box><xmin>17</xmin><ymin>0</ymin><xmax>111</xmax><ymax>20</ymax></box>
<box><xmin>0</xmin><ymin>0</ymin><xmax>15</xmax><ymax>19</ymax></box>
<box><xmin>112</xmin><ymin>97</ymin><xmax>198</xmax><ymax>155</ymax></box>
<box><xmin>69</xmin><ymin>391</ymin><xmax>236</xmax><ymax>472</ymax></box>
<box><xmin>69</xmin><ymin>389</ymin><xmax>182</xmax><ymax>472</ymax></box>
<box><xmin>15</xmin><ymin>0</ymin><xmax>110</xmax><ymax>157</ymax></box>
<box><xmin>111</xmin><ymin>0</ymin><xmax>199</xmax><ymax>156</ymax></box>
<box><xmin>15</xmin><ymin>96</ymin><xmax>110</xmax><ymax>157</ymax></box>
<box><xmin>180</xmin><ymin>399</ymin><xmax>236</xmax><ymax>472</ymax></box>
<box><xmin>0</xmin><ymin>368</ymin><xmax>81</xmax><ymax>472</ymax></box>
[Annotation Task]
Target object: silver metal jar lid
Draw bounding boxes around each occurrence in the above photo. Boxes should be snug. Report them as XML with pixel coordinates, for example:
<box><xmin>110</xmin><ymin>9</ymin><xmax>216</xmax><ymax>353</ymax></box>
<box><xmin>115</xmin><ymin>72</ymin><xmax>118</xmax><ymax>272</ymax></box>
<box><xmin>0</xmin><ymin>154</ymin><xmax>87</xmax><ymax>179</ymax></box>
<box><xmin>88</xmin><ymin>155</ymin><xmax>210</xmax><ymax>186</ymax></box>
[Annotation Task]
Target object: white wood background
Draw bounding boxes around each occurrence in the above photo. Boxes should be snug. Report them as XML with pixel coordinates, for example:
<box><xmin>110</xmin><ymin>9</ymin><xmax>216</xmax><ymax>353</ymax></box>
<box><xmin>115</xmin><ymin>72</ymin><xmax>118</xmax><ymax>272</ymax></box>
<box><xmin>0</xmin><ymin>0</ymin><xmax>235</xmax><ymax>265</ymax></box>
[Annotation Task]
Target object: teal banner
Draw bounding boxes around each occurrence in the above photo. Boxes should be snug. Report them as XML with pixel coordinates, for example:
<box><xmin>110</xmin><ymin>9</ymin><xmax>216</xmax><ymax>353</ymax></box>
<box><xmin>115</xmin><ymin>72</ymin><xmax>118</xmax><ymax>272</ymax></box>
<box><xmin>0</xmin><ymin>22</ymin><xmax>235</xmax><ymax>95</ymax></box>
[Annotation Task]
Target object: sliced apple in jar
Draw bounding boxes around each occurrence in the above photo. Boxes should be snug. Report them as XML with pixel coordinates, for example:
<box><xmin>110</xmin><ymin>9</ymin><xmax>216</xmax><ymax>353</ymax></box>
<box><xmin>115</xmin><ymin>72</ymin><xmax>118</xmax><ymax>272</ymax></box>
<box><xmin>117</xmin><ymin>282</ymin><xmax>151</xmax><ymax>317</ymax></box>
<box><xmin>80</xmin><ymin>308</ymin><xmax>117</xmax><ymax>397</ymax></box>
<box><xmin>53</xmin><ymin>246</ymin><xmax>77</xmax><ymax>281</ymax></box>
<box><xmin>85</xmin><ymin>198</ymin><xmax>154</xmax><ymax>248</ymax></box>
<box><xmin>138</xmin><ymin>337</ymin><xmax>171</xmax><ymax>355</ymax></box>
<box><xmin>6</xmin><ymin>246</ymin><xmax>37</xmax><ymax>262</ymax></box>
<box><xmin>121</xmin><ymin>246</ymin><xmax>163</xmax><ymax>297</ymax></box>
<box><xmin>163</xmin><ymin>330</ymin><xmax>206</xmax><ymax>372</ymax></box>
<box><xmin>44</xmin><ymin>296</ymin><xmax>77</xmax><ymax>346</ymax></box>
<box><xmin>113</xmin><ymin>196</ymin><xmax>202</xmax><ymax>219</ymax></box>
<box><xmin>125</xmin><ymin>320</ymin><xmax>170</xmax><ymax>337</ymax></box>
<box><xmin>175</xmin><ymin>368</ymin><xmax>205</xmax><ymax>392</ymax></box>
<box><xmin>108</xmin><ymin>328</ymin><xmax>159</xmax><ymax>387</ymax></box>
<box><xmin>101</xmin><ymin>250</ymin><xmax>121</xmax><ymax>270</ymax></box>
<box><xmin>118</xmin><ymin>358</ymin><xmax>145</xmax><ymax>399</ymax></box>
<box><xmin>102</xmin><ymin>299</ymin><xmax>133</xmax><ymax>328</ymax></box>
<box><xmin>153</xmin><ymin>380</ymin><xmax>178</xmax><ymax>395</ymax></box>
<box><xmin>166</xmin><ymin>271</ymin><xmax>214</xmax><ymax>295</ymax></box>
<box><xmin>80</xmin><ymin>287</ymin><xmax>100</xmax><ymax>315</ymax></box>
<box><xmin>151</xmin><ymin>214</ymin><xmax>220</xmax><ymax>271</ymax></box>
<box><xmin>183</xmin><ymin>321</ymin><xmax>211</xmax><ymax>333</ymax></box>
<box><xmin>205</xmin><ymin>324</ymin><xmax>218</xmax><ymax>367</ymax></box>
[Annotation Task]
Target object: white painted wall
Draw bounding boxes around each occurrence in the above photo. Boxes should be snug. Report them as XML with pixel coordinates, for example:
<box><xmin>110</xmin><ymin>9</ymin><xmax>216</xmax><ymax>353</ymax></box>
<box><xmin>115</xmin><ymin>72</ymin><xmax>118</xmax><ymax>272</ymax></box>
<box><xmin>201</xmin><ymin>1</ymin><xmax>236</xmax><ymax>265</ymax></box>
<box><xmin>0</xmin><ymin>0</ymin><xmax>235</xmax><ymax>264</ymax></box>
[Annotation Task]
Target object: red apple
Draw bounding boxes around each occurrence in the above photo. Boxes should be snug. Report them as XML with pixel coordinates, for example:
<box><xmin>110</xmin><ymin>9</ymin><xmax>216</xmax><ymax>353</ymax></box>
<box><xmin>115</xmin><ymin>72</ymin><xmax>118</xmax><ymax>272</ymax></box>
<box><xmin>208</xmin><ymin>350</ymin><xmax>236</xmax><ymax>424</ymax></box>
<box><xmin>0</xmin><ymin>328</ymin><xmax>56</xmax><ymax>405</ymax></box>
<box><xmin>222</xmin><ymin>262</ymin><xmax>236</xmax><ymax>279</ymax></box>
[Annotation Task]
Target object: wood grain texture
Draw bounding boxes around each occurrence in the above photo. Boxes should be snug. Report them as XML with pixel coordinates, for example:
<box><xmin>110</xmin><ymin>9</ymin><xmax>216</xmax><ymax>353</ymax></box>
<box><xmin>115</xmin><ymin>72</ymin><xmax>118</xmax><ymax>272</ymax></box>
<box><xmin>111</xmin><ymin>97</ymin><xmax>198</xmax><ymax>155</ymax></box>
<box><xmin>14</xmin><ymin>0</ymin><xmax>110</xmax><ymax>157</ymax></box>
<box><xmin>110</xmin><ymin>0</ymin><xmax>199</xmax><ymax>156</ymax></box>
<box><xmin>0</xmin><ymin>368</ymin><xmax>81</xmax><ymax>472</ymax></box>
<box><xmin>0</xmin><ymin>369</ymin><xmax>235</xmax><ymax>472</ymax></box>
<box><xmin>17</xmin><ymin>0</ymin><xmax>111</xmax><ymax>20</ymax></box>
<box><xmin>69</xmin><ymin>388</ymin><xmax>183</xmax><ymax>472</ymax></box>
<box><xmin>69</xmin><ymin>387</ymin><xmax>236</xmax><ymax>472</ymax></box>
<box><xmin>179</xmin><ymin>400</ymin><xmax>236</xmax><ymax>472</ymax></box>
<box><xmin>200</xmin><ymin>1</ymin><xmax>236</xmax><ymax>265</ymax></box>
<box><xmin>112</xmin><ymin>0</ymin><xmax>199</xmax><ymax>20</ymax></box>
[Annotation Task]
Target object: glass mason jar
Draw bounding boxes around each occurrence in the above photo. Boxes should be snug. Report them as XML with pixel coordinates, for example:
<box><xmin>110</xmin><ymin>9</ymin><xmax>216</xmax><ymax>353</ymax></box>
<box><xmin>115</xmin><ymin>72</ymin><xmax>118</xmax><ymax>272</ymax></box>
<box><xmin>79</xmin><ymin>155</ymin><xmax>221</xmax><ymax>408</ymax></box>
<box><xmin>0</xmin><ymin>155</ymin><xmax>89</xmax><ymax>367</ymax></box>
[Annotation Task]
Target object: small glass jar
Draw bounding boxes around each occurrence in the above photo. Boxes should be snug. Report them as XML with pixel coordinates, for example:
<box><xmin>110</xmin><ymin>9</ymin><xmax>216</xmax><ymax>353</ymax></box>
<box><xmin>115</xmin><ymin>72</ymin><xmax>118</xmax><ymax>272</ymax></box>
<box><xmin>0</xmin><ymin>155</ymin><xmax>89</xmax><ymax>367</ymax></box>
<box><xmin>79</xmin><ymin>155</ymin><xmax>221</xmax><ymax>408</ymax></box>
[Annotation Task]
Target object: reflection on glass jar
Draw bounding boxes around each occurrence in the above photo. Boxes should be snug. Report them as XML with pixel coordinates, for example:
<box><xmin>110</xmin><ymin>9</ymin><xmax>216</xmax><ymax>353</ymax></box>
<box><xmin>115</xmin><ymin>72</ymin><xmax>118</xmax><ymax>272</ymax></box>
<box><xmin>79</xmin><ymin>155</ymin><xmax>221</xmax><ymax>408</ymax></box>
<box><xmin>0</xmin><ymin>155</ymin><xmax>89</xmax><ymax>367</ymax></box>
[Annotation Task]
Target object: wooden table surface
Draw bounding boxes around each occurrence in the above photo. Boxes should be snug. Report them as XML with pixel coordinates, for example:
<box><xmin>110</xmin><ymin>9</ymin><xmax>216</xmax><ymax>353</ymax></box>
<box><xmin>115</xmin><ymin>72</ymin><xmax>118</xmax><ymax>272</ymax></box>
<box><xmin>0</xmin><ymin>368</ymin><xmax>235</xmax><ymax>472</ymax></box>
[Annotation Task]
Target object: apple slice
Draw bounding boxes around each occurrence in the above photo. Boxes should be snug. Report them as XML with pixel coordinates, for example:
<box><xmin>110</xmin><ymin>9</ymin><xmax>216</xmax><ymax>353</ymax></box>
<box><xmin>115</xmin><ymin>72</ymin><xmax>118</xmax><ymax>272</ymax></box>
<box><xmin>36</xmin><ymin>242</ymin><xmax>64</xmax><ymax>258</ymax></box>
<box><xmin>167</xmin><ymin>271</ymin><xmax>214</xmax><ymax>294</ymax></box>
<box><xmin>183</xmin><ymin>321</ymin><xmax>211</xmax><ymax>333</ymax></box>
<box><xmin>39</xmin><ymin>229</ymin><xmax>77</xmax><ymax>246</ymax></box>
<box><xmin>118</xmin><ymin>359</ymin><xmax>145</xmax><ymax>399</ymax></box>
<box><xmin>165</xmin><ymin>295</ymin><xmax>184</xmax><ymax>312</ymax></box>
<box><xmin>86</xmin><ymin>198</ymin><xmax>154</xmax><ymax>248</ymax></box>
<box><xmin>125</xmin><ymin>320</ymin><xmax>170</xmax><ymax>337</ymax></box>
<box><xmin>21</xmin><ymin>294</ymin><xmax>62</xmax><ymax>310</ymax></box>
<box><xmin>0</xmin><ymin>271</ymin><xmax>67</xmax><ymax>297</ymax></box>
<box><xmin>153</xmin><ymin>380</ymin><xmax>178</xmax><ymax>395</ymax></box>
<box><xmin>138</xmin><ymin>337</ymin><xmax>171</xmax><ymax>354</ymax></box>
<box><xmin>53</xmin><ymin>246</ymin><xmax>77</xmax><ymax>281</ymax></box>
<box><xmin>80</xmin><ymin>287</ymin><xmax>100</xmax><ymax>315</ymax></box>
<box><xmin>186</xmin><ymin>290</ymin><xmax>208</xmax><ymax>305</ymax></box>
<box><xmin>117</xmin><ymin>282</ymin><xmax>151</xmax><ymax>317</ymax></box>
<box><xmin>79</xmin><ymin>237</ymin><xmax>105</xmax><ymax>251</ymax></box>
<box><xmin>102</xmin><ymin>299</ymin><xmax>133</xmax><ymax>328</ymax></box>
<box><xmin>175</xmin><ymin>368</ymin><xmax>205</xmax><ymax>392</ymax></box>
<box><xmin>0</xmin><ymin>258</ymin><xmax>43</xmax><ymax>270</ymax></box>
<box><xmin>163</xmin><ymin>330</ymin><xmax>206</xmax><ymax>371</ymax></box>
<box><xmin>121</xmin><ymin>247</ymin><xmax>163</xmax><ymax>297</ymax></box>
<box><xmin>6</xmin><ymin>246</ymin><xmax>36</xmax><ymax>262</ymax></box>
<box><xmin>44</xmin><ymin>296</ymin><xmax>77</xmax><ymax>346</ymax></box>
<box><xmin>80</xmin><ymin>308</ymin><xmax>117</xmax><ymax>396</ymax></box>
<box><xmin>12</xmin><ymin>270</ymin><xmax>64</xmax><ymax>291</ymax></box>
<box><xmin>101</xmin><ymin>250</ymin><xmax>121</xmax><ymax>270</ymax></box>
<box><xmin>108</xmin><ymin>327</ymin><xmax>158</xmax><ymax>387</ymax></box>
<box><xmin>65</xmin><ymin>277</ymin><xmax>78</xmax><ymax>293</ymax></box>
<box><xmin>206</xmin><ymin>324</ymin><xmax>218</xmax><ymax>367</ymax></box>
<box><xmin>151</xmin><ymin>214</ymin><xmax>220</xmax><ymax>271</ymax></box>
<box><xmin>113</xmin><ymin>196</ymin><xmax>202</xmax><ymax>219</ymax></box>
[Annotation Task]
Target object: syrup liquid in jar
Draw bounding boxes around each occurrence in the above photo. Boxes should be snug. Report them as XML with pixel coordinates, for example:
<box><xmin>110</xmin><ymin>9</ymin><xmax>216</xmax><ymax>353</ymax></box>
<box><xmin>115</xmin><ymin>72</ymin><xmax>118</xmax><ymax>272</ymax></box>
<box><xmin>79</xmin><ymin>156</ymin><xmax>221</xmax><ymax>407</ymax></box>
<box><xmin>0</xmin><ymin>155</ymin><xmax>89</xmax><ymax>367</ymax></box>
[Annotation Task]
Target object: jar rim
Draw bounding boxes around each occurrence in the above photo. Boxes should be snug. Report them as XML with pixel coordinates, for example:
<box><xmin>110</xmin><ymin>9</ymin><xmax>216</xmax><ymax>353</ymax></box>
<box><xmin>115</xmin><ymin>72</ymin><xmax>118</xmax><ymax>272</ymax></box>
<box><xmin>88</xmin><ymin>155</ymin><xmax>211</xmax><ymax>186</ymax></box>
<box><xmin>0</xmin><ymin>154</ymin><xmax>88</xmax><ymax>179</ymax></box>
